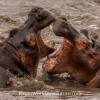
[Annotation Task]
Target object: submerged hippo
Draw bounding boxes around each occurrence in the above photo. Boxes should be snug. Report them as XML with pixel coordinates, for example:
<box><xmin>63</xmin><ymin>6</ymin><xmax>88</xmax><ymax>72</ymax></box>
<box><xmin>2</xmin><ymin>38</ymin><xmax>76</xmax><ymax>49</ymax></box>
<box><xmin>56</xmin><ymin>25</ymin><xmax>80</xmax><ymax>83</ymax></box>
<box><xmin>43</xmin><ymin>17</ymin><xmax>100</xmax><ymax>88</ymax></box>
<box><xmin>0</xmin><ymin>6</ymin><xmax>55</xmax><ymax>87</ymax></box>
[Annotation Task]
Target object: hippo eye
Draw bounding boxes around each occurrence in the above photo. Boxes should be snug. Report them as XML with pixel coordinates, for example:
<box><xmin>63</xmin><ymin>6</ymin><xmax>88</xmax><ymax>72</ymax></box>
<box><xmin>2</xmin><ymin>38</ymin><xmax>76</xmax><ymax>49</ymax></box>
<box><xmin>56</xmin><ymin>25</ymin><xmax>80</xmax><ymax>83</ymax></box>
<box><xmin>37</xmin><ymin>13</ymin><xmax>47</xmax><ymax>22</ymax></box>
<box><xmin>36</xmin><ymin>10</ymin><xmax>47</xmax><ymax>22</ymax></box>
<box><xmin>36</xmin><ymin>14</ymin><xmax>43</xmax><ymax>22</ymax></box>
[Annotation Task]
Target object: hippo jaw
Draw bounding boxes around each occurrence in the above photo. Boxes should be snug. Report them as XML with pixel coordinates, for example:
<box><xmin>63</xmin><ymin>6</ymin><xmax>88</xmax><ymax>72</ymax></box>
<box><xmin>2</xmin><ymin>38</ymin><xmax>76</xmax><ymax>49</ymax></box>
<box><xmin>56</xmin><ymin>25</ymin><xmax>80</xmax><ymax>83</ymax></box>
<box><xmin>26</xmin><ymin>6</ymin><xmax>55</xmax><ymax>33</ymax></box>
<box><xmin>42</xmin><ymin>38</ymin><xmax>72</xmax><ymax>74</ymax></box>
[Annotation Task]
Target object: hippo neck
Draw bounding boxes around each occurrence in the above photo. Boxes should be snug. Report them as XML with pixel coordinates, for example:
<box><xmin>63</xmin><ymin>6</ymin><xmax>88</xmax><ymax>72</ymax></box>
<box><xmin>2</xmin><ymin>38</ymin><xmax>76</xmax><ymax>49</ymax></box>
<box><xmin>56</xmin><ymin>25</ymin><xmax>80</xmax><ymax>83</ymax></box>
<box><xmin>3</xmin><ymin>42</ymin><xmax>39</xmax><ymax>76</ymax></box>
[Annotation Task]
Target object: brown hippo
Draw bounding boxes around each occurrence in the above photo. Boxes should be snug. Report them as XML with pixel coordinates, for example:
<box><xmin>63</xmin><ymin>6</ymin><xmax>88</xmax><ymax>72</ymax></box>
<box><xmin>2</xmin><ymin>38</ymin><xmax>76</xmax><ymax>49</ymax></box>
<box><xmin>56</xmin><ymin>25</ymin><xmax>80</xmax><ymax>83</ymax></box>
<box><xmin>0</xmin><ymin>6</ymin><xmax>55</xmax><ymax>87</ymax></box>
<box><xmin>43</xmin><ymin>17</ymin><xmax>100</xmax><ymax>88</ymax></box>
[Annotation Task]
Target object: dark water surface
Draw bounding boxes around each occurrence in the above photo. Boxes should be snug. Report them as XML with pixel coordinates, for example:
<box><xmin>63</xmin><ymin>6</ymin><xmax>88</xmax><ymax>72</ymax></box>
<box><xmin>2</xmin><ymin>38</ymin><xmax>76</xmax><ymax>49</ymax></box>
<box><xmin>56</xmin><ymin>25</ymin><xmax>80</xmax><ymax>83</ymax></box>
<box><xmin>0</xmin><ymin>0</ymin><xmax>100</xmax><ymax>99</ymax></box>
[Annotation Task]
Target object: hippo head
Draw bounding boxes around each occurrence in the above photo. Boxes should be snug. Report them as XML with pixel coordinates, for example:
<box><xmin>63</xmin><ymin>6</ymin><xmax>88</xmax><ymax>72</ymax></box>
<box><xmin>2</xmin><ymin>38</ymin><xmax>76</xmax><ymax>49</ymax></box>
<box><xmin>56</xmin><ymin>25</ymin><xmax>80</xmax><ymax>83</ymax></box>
<box><xmin>7</xmin><ymin>6</ymin><xmax>55</xmax><ymax>59</ymax></box>
<box><xmin>4</xmin><ymin>7</ymin><xmax>55</xmax><ymax>77</ymax></box>
<box><xmin>43</xmin><ymin>17</ymin><xmax>92</xmax><ymax>74</ymax></box>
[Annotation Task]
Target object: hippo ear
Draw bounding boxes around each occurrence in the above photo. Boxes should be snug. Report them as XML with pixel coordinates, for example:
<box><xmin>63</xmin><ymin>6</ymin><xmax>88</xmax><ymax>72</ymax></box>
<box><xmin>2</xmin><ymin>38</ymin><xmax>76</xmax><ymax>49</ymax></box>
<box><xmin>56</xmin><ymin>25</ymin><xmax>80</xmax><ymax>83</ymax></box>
<box><xmin>9</xmin><ymin>28</ymin><xmax>19</xmax><ymax>38</ymax></box>
<box><xmin>80</xmin><ymin>29</ymin><xmax>89</xmax><ymax>39</ymax></box>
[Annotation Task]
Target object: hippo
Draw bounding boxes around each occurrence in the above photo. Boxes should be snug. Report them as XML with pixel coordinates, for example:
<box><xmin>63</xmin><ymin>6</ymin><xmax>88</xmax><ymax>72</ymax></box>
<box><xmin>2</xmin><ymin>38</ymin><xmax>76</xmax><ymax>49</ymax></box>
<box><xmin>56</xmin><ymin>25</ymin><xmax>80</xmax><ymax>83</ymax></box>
<box><xmin>0</xmin><ymin>6</ymin><xmax>55</xmax><ymax>87</ymax></box>
<box><xmin>43</xmin><ymin>17</ymin><xmax>100</xmax><ymax>88</ymax></box>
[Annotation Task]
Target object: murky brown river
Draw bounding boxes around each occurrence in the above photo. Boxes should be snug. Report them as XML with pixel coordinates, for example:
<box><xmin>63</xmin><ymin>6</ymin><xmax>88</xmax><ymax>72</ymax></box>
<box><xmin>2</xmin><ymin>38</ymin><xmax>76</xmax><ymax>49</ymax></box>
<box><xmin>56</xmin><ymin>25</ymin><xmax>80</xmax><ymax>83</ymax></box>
<box><xmin>0</xmin><ymin>0</ymin><xmax>100</xmax><ymax>99</ymax></box>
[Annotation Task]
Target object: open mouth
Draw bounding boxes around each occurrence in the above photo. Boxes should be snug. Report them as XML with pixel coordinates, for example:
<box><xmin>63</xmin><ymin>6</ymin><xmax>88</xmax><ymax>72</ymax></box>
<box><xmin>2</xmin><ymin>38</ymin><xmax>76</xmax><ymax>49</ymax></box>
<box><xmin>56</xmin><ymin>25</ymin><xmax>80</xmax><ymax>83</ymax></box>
<box><xmin>42</xmin><ymin>38</ymin><xmax>73</xmax><ymax>74</ymax></box>
<box><xmin>42</xmin><ymin>17</ymin><xmax>99</xmax><ymax>84</ymax></box>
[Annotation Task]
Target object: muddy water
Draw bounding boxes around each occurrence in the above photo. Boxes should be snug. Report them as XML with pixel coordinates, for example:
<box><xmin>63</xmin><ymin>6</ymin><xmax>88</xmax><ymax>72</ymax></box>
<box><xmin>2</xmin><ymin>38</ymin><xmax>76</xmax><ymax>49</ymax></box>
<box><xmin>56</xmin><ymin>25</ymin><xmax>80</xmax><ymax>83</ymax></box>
<box><xmin>0</xmin><ymin>0</ymin><xmax>100</xmax><ymax>100</ymax></box>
